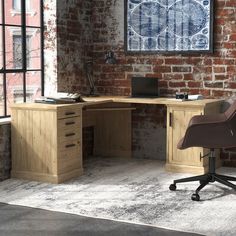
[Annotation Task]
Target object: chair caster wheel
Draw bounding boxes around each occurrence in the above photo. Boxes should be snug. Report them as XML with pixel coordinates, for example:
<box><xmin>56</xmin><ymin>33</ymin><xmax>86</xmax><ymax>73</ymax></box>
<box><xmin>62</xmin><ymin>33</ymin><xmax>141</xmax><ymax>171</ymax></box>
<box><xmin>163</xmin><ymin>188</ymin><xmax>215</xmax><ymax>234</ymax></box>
<box><xmin>169</xmin><ymin>184</ymin><xmax>176</xmax><ymax>191</ymax></box>
<box><xmin>191</xmin><ymin>193</ymin><xmax>200</xmax><ymax>201</ymax></box>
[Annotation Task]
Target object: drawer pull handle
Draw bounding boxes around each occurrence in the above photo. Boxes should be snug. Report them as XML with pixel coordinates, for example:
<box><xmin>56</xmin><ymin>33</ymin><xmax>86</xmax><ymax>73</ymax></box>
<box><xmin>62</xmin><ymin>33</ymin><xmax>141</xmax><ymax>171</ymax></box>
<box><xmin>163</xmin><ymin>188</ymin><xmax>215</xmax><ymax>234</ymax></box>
<box><xmin>65</xmin><ymin>112</ymin><xmax>75</xmax><ymax>116</ymax></box>
<box><xmin>65</xmin><ymin>133</ymin><xmax>76</xmax><ymax>137</ymax></box>
<box><xmin>65</xmin><ymin>121</ymin><xmax>75</xmax><ymax>125</ymax></box>
<box><xmin>169</xmin><ymin>112</ymin><xmax>172</xmax><ymax>127</ymax></box>
<box><xmin>65</xmin><ymin>144</ymin><xmax>76</xmax><ymax>148</ymax></box>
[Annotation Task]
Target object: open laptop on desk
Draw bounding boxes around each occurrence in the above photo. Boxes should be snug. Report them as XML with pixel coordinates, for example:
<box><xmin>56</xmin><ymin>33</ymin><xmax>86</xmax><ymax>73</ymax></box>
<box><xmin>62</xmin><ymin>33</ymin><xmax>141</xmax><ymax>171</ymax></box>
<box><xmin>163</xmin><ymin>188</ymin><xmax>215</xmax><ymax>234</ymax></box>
<box><xmin>131</xmin><ymin>77</ymin><xmax>159</xmax><ymax>98</ymax></box>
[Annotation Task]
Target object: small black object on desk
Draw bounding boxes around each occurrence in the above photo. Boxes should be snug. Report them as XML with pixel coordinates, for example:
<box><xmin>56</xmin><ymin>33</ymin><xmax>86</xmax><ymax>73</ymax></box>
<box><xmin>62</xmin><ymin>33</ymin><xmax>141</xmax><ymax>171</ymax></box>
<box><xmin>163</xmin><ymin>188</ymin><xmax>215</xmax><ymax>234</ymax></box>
<box><xmin>176</xmin><ymin>92</ymin><xmax>188</xmax><ymax>100</ymax></box>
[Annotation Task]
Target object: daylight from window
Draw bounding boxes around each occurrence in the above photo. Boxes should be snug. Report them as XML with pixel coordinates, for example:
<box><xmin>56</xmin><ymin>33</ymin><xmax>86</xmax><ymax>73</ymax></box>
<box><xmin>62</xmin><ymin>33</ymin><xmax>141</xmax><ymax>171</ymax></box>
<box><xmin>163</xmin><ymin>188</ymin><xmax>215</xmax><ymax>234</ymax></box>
<box><xmin>0</xmin><ymin>0</ymin><xmax>43</xmax><ymax>117</ymax></box>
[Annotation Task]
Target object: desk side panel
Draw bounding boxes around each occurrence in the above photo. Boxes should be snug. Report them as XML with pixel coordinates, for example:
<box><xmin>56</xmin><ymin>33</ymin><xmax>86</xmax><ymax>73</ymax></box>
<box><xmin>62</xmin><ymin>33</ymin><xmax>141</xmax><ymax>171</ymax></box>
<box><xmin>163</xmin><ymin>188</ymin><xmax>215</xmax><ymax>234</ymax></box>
<box><xmin>11</xmin><ymin>108</ymin><xmax>58</xmax><ymax>179</ymax></box>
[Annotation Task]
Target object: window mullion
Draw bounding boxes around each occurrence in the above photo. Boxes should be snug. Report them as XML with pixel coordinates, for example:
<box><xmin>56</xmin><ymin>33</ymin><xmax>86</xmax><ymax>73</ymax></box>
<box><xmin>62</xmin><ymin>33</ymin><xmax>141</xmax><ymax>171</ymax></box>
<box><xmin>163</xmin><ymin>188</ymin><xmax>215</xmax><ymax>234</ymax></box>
<box><xmin>21</xmin><ymin>0</ymin><xmax>26</xmax><ymax>102</ymax></box>
<box><xmin>2</xmin><ymin>0</ymin><xmax>6</xmax><ymax>71</ymax></box>
<box><xmin>22</xmin><ymin>0</ymin><xmax>26</xmax><ymax>70</ymax></box>
<box><xmin>40</xmin><ymin>0</ymin><xmax>44</xmax><ymax>96</ymax></box>
<box><xmin>2</xmin><ymin>1</ymin><xmax>7</xmax><ymax>115</ymax></box>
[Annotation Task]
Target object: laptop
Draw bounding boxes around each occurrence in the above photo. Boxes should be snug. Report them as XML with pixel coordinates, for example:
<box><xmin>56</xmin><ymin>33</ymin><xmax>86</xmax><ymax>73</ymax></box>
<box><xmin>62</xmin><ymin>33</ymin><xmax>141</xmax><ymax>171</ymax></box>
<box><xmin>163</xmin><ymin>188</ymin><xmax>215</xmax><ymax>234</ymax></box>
<box><xmin>131</xmin><ymin>77</ymin><xmax>159</xmax><ymax>98</ymax></box>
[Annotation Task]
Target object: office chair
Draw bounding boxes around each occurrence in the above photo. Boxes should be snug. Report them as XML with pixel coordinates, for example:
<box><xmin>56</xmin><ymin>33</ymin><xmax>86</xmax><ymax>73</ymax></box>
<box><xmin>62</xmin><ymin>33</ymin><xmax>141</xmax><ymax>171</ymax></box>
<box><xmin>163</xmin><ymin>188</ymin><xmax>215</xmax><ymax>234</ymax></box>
<box><xmin>169</xmin><ymin>100</ymin><xmax>236</xmax><ymax>201</ymax></box>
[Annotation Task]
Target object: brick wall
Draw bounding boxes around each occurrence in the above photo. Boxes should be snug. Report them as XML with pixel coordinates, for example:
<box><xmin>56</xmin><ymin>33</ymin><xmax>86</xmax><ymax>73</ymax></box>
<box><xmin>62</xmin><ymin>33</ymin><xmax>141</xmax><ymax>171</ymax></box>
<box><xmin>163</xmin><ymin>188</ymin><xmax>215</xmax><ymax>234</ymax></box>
<box><xmin>132</xmin><ymin>104</ymin><xmax>166</xmax><ymax>160</ymax></box>
<box><xmin>44</xmin><ymin>0</ymin><xmax>58</xmax><ymax>96</ymax></box>
<box><xmin>57</xmin><ymin>0</ymin><xmax>93</xmax><ymax>94</ymax></box>
<box><xmin>88</xmin><ymin>0</ymin><xmax>236</xmax><ymax>163</ymax></box>
<box><xmin>0</xmin><ymin>125</ymin><xmax>11</xmax><ymax>181</ymax></box>
<box><xmin>92</xmin><ymin>0</ymin><xmax>236</xmax><ymax>97</ymax></box>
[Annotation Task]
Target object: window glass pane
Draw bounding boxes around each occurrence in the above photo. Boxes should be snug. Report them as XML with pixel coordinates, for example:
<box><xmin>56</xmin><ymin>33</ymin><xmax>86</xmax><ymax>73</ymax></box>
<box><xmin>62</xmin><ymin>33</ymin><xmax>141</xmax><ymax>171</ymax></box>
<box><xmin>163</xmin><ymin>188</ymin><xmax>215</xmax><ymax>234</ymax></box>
<box><xmin>5</xmin><ymin>0</ymin><xmax>22</xmax><ymax>25</ymax></box>
<box><xmin>5</xmin><ymin>26</ymin><xmax>22</xmax><ymax>69</ymax></box>
<box><xmin>13</xmin><ymin>0</ymin><xmax>21</xmax><ymax>11</ymax></box>
<box><xmin>26</xmin><ymin>71</ymin><xmax>41</xmax><ymax>102</ymax></box>
<box><xmin>26</xmin><ymin>0</ymin><xmax>40</xmax><ymax>27</ymax></box>
<box><xmin>0</xmin><ymin>26</ymin><xmax>3</xmax><ymax>70</ymax></box>
<box><xmin>12</xmin><ymin>0</ymin><xmax>31</xmax><ymax>12</ymax></box>
<box><xmin>26</xmin><ymin>28</ymin><xmax>41</xmax><ymax>69</ymax></box>
<box><xmin>13</xmin><ymin>35</ymin><xmax>22</xmax><ymax>68</ymax></box>
<box><xmin>0</xmin><ymin>74</ymin><xmax>5</xmax><ymax>116</ymax></box>
<box><xmin>1</xmin><ymin>0</ymin><xmax>43</xmax><ymax>117</ymax></box>
<box><xmin>6</xmin><ymin>73</ymin><xmax>23</xmax><ymax>115</ymax></box>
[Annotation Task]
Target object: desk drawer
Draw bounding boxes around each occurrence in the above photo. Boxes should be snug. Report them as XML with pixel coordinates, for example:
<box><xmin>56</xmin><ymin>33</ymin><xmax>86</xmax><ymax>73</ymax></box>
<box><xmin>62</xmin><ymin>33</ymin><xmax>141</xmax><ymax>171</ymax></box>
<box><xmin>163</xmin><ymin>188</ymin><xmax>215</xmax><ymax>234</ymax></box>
<box><xmin>58</xmin><ymin>117</ymin><xmax>80</xmax><ymax>132</ymax></box>
<box><xmin>59</xmin><ymin>140</ymin><xmax>80</xmax><ymax>153</ymax></box>
<box><xmin>57</xmin><ymin>106</ymin><xmax>81</xmax><ymax>119</ymax></box>
<box><xmin>58</xmin><ymin>140</ymin><xmax>81</xmax><ymax>174</ymax></box>
<box><xmin>58</xmin><ymin>156</ymin><xmax>82</xmax><ymax>174</ymax></box>
<box><xmin>58</xmin><ymin>131</ymin><xmax>80</xmax><ymax>144</ymax></box>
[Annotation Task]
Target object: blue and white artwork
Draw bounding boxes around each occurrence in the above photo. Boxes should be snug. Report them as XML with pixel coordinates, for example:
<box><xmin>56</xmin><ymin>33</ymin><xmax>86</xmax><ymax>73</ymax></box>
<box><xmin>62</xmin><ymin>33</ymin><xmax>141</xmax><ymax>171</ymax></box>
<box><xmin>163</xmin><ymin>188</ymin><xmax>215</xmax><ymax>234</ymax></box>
<box><xmin>126</xmin><ymin>0</ymin><xmax>213</xmax><ymax>52</ymax></box>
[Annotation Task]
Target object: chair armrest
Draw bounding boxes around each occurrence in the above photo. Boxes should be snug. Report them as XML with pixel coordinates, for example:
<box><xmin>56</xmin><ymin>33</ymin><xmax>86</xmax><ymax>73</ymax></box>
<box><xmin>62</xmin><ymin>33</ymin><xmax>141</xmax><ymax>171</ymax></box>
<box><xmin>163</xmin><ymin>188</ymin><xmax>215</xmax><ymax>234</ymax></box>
<box><xmin>179</xmin><ymin>116</ymin><xmax>233</xmax><ymax>149</ymax></box>
<box><xmin>189</xmin><ymin>113</ymin><xmax>227</xmax><ymax>127</ymax></box>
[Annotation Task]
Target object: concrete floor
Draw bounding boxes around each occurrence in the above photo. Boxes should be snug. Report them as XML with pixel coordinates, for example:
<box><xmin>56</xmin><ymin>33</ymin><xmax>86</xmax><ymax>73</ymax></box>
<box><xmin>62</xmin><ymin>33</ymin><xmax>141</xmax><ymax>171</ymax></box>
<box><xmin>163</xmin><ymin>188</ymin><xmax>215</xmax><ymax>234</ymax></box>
<box><xmin>0</xmin><ymin>203</ymin><xmax>202</xmax><ymax>236</ymax></box>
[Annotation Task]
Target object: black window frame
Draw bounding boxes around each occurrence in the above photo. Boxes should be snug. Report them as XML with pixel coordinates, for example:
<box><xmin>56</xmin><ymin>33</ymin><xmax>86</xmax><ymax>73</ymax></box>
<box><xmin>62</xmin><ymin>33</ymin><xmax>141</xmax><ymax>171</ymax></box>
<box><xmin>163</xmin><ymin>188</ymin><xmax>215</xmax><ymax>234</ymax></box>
<box><xmin>0</xmin><ymin>0</ymin><xmax>44</xmax><ymax>118</ymax></box>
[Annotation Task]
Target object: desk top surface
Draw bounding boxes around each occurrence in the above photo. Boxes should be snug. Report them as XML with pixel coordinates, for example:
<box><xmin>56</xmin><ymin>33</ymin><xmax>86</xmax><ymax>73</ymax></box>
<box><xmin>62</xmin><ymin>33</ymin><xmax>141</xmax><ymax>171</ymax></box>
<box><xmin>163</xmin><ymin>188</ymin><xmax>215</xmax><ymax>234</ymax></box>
<box><xmin>83</xmin><ymin>96</ymin><xmax>223</xmax><ymax>107</ymax></box>
<box><xmin>11</xmin><ymin>96</ymin><xmax>223</xmax><ymax>110</ymax></box>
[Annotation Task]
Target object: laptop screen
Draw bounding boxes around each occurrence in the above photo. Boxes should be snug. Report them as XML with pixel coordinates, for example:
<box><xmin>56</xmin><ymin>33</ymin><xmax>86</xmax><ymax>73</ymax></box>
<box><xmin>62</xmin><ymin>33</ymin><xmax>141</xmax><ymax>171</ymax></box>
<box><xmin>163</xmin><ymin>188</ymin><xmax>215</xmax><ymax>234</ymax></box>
<box><xmin>131</xmin><ymin>77</ymin><xmax>159</xmax><ymax>98</ymax></box>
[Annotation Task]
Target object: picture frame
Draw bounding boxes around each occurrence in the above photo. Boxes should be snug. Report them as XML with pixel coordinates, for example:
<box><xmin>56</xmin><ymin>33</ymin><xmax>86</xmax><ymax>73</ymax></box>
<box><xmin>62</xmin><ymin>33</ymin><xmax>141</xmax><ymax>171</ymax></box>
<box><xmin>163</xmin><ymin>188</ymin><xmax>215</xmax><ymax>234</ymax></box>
<box><xmin>124</xmin><ymin>0</ymin><xmax>214</xmax><ymax>54</ymax></box>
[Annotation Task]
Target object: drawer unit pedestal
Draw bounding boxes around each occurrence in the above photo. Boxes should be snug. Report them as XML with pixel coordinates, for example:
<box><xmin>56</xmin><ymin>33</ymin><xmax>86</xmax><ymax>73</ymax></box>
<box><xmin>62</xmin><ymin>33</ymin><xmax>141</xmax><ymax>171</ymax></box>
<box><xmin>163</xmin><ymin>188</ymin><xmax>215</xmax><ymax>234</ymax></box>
<box><xmin>11</xmin><ymin>103</ymin><xmax>83</xmax><ymax>183</ymax></box>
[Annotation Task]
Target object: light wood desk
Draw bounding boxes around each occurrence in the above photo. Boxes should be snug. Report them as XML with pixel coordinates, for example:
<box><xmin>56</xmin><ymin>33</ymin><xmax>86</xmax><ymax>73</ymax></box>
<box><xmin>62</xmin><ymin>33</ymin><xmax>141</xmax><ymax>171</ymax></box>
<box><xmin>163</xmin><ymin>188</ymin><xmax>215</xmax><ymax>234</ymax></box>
<box><xmin>83</xmin><ymin>97</ymin><xmax>223</xmax><ymax>174</ymax></box>
<box><xmin>11</xmin><ymin>97</ymin><xmax>223</xmax><ymax>183</ymax></box>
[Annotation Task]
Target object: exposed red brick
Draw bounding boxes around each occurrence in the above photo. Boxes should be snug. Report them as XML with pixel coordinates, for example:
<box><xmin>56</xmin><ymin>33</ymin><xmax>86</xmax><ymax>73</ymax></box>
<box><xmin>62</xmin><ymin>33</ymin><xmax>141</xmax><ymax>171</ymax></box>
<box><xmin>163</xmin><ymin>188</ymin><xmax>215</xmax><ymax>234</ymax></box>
<box><xmin>183</xmin><ymin>74</ymin><xmax>194</xmax><ymax>81</ymax></box>
<box><xmin>165</xmin><ymin>58</ymin><xmax>184</xmax><ymax>65</ymax></box>
<box><xmin>225</xmin><ymin>82</ymin><xmax>236</xmax><ymax>89</ymax></box>
<box><xmin>153</xmin><ymin>66</ymin><xmax>171</xmax><ymax>73</ymax></box>
<box><xmin>145</xmin><ymin>73</ymin><xmax>163</xmax><ymax>79</ymax></box>
<box><xmin>213</xmin><ymin>67</ymin><xmax>226</xmax><ymax>73</ymax></box>
<box><xmin>169</xmin><ymin>81</ymin><xmax>186</xmax><ymax>88</ymax></box>
<box><xmin>204</xmin><ymin>82</ymin><xmax>224</xmax><ymax>88</ymax></box>
<box><xmin>163</xmin><ymin>74</ymin><xmax>183</xmax><ymax>80</ymax></box>
<box><xmin>172</xmin><ymin>66</ymin><xmax>192</xmax><ymax>73</ymax></box>
<box><xmin>188</xmin><ymin>81</ymin><xmax>202</xmax><ymax>88</ymax></box>
<box><xmin>193</xmin><ymin>66</ymin><xmax>213</xmax><ymax>73</ymax></box>
<box><xmin>159</xmin><ymin>80</ymin><xmax>168</xmax><ymax>88</ymax></box>
<box><xmin>215</xmin><ymin>75</ymin><xmax>229</xmax><ymax>80</ymax></box>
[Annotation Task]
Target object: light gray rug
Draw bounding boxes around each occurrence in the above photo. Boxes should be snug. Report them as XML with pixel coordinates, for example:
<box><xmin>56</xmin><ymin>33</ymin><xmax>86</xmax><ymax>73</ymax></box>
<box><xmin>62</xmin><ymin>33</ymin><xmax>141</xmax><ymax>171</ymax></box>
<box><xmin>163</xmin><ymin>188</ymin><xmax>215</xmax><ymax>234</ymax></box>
<box><xmin>0</xmin><ymin>157</ymin><xmax>235</xmax><ymax>236</ymax></box>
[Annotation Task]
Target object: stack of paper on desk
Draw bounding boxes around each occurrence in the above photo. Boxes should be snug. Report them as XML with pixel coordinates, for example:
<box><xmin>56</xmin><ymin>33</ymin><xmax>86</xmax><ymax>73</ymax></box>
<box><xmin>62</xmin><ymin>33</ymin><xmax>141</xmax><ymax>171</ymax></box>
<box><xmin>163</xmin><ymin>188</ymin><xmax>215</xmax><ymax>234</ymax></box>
<box><xmin>34</xmin><ymin>97</ymin><xmax>76</xmax><ymax>104</ymax></box>
<box><xmin>188</xmin><ymin>94</ymin><xmax>203</xmax><ymax>100</ymax></box>
<box><xmin>35</xmin><ymin>93</ymin><xmax>85</xmax><ymax>104</ymax></box>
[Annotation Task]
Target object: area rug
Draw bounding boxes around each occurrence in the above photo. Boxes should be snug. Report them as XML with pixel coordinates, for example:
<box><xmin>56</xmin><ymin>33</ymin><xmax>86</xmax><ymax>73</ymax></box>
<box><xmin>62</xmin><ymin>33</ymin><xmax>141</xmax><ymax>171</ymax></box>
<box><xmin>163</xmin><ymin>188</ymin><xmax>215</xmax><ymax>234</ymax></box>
<box><xmin>0</xmin><ymin>157</ymin><xmax>235</xmax><ymax>236</ymax></box>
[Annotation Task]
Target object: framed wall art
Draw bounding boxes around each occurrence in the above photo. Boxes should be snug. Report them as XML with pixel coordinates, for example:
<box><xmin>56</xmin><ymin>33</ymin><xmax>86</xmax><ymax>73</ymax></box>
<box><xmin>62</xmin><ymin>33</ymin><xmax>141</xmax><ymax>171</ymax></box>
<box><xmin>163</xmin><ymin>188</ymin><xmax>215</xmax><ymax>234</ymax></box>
<box><xmin>124</xmin><ymin>0</ymin><xmax>214</xmax><ymax>53</ymax></box>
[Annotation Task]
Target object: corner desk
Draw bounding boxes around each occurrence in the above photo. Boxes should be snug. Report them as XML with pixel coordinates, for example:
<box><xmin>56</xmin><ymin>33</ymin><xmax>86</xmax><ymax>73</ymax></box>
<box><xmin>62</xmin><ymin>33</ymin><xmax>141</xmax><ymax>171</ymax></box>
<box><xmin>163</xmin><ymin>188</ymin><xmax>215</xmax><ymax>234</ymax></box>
<box><xmin>11</xmin><ymin>96</ymin><xmax>223</xmax><ymax>183</ymax></box>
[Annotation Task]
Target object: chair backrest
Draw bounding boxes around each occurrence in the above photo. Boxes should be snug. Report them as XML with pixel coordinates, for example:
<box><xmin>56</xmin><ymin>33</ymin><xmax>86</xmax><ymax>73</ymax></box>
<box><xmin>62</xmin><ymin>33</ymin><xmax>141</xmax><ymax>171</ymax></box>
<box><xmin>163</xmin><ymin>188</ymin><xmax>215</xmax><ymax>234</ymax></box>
<box><xmin>220</xmin><ymin>96</ymin><xmax>236</xmax><ymax>113</ymax></box>
<box><xmin>224</xmin><ymin>100</ymin><xmax>236</xmax><ymax>134</ymax></box>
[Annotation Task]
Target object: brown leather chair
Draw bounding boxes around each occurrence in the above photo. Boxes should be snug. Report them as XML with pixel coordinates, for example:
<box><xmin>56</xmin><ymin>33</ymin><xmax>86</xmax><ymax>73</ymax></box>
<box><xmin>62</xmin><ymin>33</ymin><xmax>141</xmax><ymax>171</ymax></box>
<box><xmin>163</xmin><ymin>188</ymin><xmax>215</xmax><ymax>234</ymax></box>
<box><xmin>169</xmin><ymin>100</ymin><xmax>236</xmax><ymax>201</ymax></box>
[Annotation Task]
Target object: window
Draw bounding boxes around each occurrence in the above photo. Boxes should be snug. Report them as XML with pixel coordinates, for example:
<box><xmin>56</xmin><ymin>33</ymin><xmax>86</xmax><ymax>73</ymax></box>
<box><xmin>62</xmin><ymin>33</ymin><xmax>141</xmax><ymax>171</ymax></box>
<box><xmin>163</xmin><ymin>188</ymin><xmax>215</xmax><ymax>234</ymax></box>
<box><xmin>13</xmin><ymin>0</ymin><xmax>30</xmax><ymax>11</ymax></box>
<box><xmin>13</xmin><ymin>87</ymin><xmax>36</xmax><ymax>103</ymax></box>
<box><xmin>13</xmin><ymin>35</ymin><xmax>31</xmax><ymax>69</ymax></box>
<box><xmin>13</xmin><ymin>35</ymin><xmax>22</xmax><ymax>68</ymax></box>
<box><xmin>13</xmin><ymin>0</ymin><xmax>21</xmax><ymax>11</ymax></box>
<box><xmin>0</xmin><ymin>0</ymin><xmax>44</xmax><ymax>117</ymax></box>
